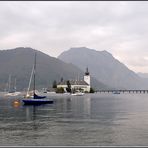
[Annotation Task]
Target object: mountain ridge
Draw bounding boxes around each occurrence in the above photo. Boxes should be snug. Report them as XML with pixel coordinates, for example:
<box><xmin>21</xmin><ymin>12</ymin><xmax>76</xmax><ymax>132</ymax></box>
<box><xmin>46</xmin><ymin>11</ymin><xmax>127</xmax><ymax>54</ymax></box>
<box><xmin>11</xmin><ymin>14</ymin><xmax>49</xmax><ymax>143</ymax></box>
<box><xmin>0</xmin><ymin>47</ymin><xmax>108</xmax><ymax>91</ymax></box>
<box><xmin>58</xmin><ymin>47</ymin><xmax>148</xmax><ymax>89</ymax></box>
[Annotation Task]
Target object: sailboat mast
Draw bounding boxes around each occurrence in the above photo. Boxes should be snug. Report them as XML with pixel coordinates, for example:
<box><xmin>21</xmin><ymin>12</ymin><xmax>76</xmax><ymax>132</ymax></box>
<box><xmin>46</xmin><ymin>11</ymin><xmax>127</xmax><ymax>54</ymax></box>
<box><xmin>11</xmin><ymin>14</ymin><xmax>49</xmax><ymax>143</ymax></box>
<box><xmin>14</xmin><ymin>78</ymin><xmax>16</xmax><ymax>92</ymax></box>
<box><xmin>33</xmin><ymin>52</ymin><xmax>37</xmax><ymax>95</ymax></box>
<box><xmin>8</xmin><ymin>74</ymin><xmax>11</xmax><ymax>92</ymax></box>
<box><xmin>26</xmin><ymin>65</ymin><xmax>34</xmax><ymax>97</ymax></box>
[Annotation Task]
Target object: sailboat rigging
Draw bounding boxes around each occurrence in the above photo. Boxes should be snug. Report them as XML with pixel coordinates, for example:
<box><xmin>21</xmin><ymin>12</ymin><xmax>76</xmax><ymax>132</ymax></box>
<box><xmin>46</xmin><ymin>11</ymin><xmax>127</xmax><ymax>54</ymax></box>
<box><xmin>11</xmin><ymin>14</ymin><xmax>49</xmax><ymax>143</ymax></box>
<box><xmin>22</xmin><ymin>52</ymin><xmax>54</xmax><ymax>105</ymax></box>
<box><xmin>33</xmin><ymin>52</ymin><xmax>46</xmax><ymax>99</ymax></box>
<box><xmin>26</xmin><ymin>65</ymin><xmax>34</xmax><ymax>98</ymax></box>
<box><xmin>4</xmin><ymin>75</ymin><xmax>21</xmax><ymax>97</ymax></box>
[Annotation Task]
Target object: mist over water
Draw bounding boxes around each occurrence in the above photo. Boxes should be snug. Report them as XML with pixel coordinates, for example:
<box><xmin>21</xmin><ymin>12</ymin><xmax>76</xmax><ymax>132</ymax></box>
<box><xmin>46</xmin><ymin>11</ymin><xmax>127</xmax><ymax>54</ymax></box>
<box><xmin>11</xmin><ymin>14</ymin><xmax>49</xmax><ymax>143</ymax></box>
<box><xmin>0</xmin><ymin>93</ymin><xmax>148</xmax><ymax>146</ymax></box>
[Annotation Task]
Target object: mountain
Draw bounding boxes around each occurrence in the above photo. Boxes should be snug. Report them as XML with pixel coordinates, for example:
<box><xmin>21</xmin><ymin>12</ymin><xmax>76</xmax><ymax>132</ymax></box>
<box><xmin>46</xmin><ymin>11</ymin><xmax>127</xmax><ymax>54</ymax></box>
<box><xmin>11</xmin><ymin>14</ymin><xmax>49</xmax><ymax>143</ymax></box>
<box><xmin>58</xmin><ymin>47</ymin><xmax>148</xmax><ymax>89</ymax></box>
<box><xmin>137</xmin><ymin>72</ymin><xmax>148</xmax><ymax>78</ymax></box>
<box><xmin>0</xmin><ymin>47</ymin><xmax>108</xmax><ymax>91</ymax></box>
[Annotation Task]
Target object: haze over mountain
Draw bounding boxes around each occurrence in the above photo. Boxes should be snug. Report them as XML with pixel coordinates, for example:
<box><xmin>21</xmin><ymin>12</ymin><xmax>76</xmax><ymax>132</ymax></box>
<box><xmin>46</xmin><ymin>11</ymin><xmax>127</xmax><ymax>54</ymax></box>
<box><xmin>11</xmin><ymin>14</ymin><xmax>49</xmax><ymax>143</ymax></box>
<box><xmin>58</xmin><ymin>47</ymin><xmax>148</xmax><ymax>89</ymax></box>
<box><xmin>0</xmin><ymin>47</ymin><xmax>107</xmax><ymax>91</ymax></box>
<box><xmin>137</xmin><ymin>72</ymin><xmax>148</xmax><ymax>79</ymax></box>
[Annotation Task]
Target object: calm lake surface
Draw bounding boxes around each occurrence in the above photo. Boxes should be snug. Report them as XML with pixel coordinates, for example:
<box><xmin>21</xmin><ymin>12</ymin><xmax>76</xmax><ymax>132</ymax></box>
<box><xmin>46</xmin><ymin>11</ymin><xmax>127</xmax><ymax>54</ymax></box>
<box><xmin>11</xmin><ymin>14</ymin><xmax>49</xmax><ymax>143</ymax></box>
<box><xmin>0</xmin><ymin>92</ymin><xmax>148</xmax><ymax>146</ymax></box>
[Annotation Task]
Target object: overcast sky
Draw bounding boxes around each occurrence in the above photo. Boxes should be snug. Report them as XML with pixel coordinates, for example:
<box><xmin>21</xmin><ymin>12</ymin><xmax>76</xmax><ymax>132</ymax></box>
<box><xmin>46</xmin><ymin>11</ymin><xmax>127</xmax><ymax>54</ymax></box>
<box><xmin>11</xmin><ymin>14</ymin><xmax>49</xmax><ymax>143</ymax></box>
<box><xmin>1</xmin><ymin>1</ymin><xmax>148</xmax><ymax>73</ymax></box>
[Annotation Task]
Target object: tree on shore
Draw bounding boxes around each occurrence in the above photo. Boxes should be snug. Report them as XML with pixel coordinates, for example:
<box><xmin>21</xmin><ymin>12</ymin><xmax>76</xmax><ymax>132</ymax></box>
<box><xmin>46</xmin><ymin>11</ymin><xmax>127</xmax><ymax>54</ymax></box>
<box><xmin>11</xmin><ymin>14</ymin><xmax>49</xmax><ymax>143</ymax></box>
<box><xmin>66</xmin><ymin>80</ymin><xmax>71</xmax><ymax>93</ymax></box>
<box><xmin>90</xmin><ymin>87</ymin><xmax>95</xmax><ymax>93</ymax></box>
<box><xmin>56</xmin><ymin>87</ymin><xmax>64</xmax><ymax>93</ymax></box>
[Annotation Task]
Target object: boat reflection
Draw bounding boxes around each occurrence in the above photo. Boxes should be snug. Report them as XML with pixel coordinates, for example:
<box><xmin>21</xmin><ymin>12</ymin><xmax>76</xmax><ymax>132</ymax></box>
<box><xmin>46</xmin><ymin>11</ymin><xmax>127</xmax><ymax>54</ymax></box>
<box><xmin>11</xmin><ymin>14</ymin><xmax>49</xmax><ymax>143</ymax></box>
<box><xmin>54</xmin><ymin>95</ymin><xmax>91</xmax><ymax>119</ymax></box>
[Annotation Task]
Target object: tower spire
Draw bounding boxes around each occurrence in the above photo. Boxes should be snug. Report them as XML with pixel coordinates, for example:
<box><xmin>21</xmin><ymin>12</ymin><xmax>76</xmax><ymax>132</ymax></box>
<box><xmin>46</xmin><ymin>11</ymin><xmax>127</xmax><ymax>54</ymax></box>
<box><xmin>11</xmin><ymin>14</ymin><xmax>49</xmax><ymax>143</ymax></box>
<box><xmin>85</xmin><ymin>67</ymin><xmax>89</xmax><ymax>75</ymax></box>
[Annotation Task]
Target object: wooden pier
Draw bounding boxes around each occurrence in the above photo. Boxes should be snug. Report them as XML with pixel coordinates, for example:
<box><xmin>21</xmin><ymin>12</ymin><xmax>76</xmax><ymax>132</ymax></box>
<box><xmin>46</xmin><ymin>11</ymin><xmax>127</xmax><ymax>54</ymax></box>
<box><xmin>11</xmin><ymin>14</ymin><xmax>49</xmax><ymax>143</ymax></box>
<box><xmin>96</xmin><ymin>90</ymin><xmax>148</xmax><ymax>93</ymax></box>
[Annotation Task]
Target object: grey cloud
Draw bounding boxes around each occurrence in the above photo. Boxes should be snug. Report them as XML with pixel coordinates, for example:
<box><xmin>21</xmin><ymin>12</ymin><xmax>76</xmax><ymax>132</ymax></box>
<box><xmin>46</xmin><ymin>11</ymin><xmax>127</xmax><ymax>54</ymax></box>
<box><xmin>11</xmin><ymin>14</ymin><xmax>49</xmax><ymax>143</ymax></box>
<box><xmin>0</xmin><ymin>1</ymin><xmax>148</xmax><ymax>72</ymax></box>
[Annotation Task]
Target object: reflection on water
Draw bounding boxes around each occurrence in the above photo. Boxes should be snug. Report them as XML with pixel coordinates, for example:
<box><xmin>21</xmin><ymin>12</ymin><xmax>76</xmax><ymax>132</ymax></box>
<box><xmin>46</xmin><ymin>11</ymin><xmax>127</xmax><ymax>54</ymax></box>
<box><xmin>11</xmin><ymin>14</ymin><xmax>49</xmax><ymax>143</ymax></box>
<box><xmin>0</xmin><ymin>93</ymin><xmax>148</xmax><ymax>146</ymax></box>
<box><xmin>12</xmin><ymin>100</ymin><xmax>21</xmax><ymax>108</ymax></box>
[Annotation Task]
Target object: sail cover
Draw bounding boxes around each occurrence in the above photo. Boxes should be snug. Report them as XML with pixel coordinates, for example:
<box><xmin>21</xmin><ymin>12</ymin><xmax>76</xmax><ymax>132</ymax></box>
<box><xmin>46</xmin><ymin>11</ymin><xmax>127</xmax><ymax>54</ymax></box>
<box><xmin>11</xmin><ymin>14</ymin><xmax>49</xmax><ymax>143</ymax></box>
<box><xmin>34</xmin><ymin>93</ymin><xmax>46</xmax><ymax>99</ymax></box>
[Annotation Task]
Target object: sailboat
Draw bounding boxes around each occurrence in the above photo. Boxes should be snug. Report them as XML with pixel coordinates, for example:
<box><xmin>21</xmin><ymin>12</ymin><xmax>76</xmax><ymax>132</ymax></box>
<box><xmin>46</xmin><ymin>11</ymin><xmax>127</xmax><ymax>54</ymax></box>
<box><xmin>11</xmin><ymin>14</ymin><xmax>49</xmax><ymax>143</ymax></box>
<box><xmin>22</xmin><ymin>52</ymin><xmax>54</xmax><ymax>105</ymax></box>
<box><xmin>4</xmin><ymin>75</ymin><xmax>21</xmax><ymax>97</ymax></box>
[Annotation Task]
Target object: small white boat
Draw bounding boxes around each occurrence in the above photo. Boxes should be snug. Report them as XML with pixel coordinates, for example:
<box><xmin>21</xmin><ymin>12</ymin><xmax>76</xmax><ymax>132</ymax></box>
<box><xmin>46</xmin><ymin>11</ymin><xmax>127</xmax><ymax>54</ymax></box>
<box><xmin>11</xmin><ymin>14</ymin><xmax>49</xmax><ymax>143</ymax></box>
<box><xmin>113</xmin><ymin>91</ymin><xmax>120</xmax><ymax>94</ymax></box>
<box><xmin>4</xmin><ymin>91</ymin><xmax>21</xmax><ymax>97</ymax></box>
<box><xmin>4</xmin><ymin>75</ymin><xmax>21</xmax><ymax>97</ymax></box>
<box><xmin>71</xmin><ymin>92</ymin><xmax>84</xmax><ymax>96</ymax></box>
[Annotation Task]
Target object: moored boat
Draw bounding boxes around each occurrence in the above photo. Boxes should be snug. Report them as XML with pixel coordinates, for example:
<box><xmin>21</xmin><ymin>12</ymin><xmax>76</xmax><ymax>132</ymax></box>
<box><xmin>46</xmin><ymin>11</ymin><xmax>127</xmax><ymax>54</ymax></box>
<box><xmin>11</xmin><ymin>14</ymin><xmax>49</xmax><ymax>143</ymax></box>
<box><xmin>112</xmin><ymin>90</ymin><xmax>120</xmax><ymax>94</ymax></box>
<box><xmin>71</xmin><ymin>91</ymin><xmax>84</xmax><ymax>96</ymax></box>
<box><xmin>22</xmin><ymin>52</ymin><xmax>54</xmax><ymax>105</ymax></box>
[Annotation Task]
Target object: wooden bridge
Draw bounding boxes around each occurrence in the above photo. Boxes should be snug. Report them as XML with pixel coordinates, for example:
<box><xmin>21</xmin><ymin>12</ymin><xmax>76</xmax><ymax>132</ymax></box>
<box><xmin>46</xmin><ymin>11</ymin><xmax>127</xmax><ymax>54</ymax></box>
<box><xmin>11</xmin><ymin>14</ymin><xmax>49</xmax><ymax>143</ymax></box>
<box><xmin>96</xmin><ymin>90</ymin><xmax>148</xmax><ymax>93</ymax></box>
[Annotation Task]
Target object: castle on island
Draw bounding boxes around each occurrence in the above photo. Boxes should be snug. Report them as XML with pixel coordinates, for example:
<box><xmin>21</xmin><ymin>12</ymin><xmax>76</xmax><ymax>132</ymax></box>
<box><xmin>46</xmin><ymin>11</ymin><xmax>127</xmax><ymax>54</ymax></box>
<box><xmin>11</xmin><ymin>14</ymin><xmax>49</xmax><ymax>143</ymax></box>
<box><xmin>57</xmin><ymin>67</ymin><xmax>91</xmax><ymax>92</ymax></box>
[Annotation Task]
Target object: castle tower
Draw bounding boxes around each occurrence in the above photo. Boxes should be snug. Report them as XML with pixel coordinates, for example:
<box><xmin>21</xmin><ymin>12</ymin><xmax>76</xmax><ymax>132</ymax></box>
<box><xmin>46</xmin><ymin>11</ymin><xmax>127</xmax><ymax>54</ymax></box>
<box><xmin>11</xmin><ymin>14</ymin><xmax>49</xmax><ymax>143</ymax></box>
<box><xmin>84</xmin><ymin>67</ymin><xmax>90</xmax><ymax>92</ymax></box>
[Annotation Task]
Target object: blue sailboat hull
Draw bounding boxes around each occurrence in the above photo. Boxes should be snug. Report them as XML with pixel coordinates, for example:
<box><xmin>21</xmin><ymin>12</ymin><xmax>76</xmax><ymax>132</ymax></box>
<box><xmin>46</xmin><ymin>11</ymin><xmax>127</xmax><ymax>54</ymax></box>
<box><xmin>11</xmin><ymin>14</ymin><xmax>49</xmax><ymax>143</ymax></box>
<box><xmin>22</xmin><ymin>98</ymin><xmax>54</xmax><ymax>105</ymax></box>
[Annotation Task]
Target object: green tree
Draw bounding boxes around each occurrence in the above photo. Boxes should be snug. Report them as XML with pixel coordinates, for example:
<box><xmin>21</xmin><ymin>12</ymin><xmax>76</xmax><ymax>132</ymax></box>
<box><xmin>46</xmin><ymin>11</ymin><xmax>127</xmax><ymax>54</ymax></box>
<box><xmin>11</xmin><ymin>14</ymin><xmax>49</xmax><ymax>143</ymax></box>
<box><xmin>52</xmin><ymin>80</ymin><xmax>57</xmax><ymax>88</ymax></box>
<box><xmin>90</xmin><ymin>87</ymin><xmax>95</xmax><ymax>93</ymax></box>
<box><xmin>56</xmin><ymin>87</ymin><xmax>64</xmax><ymax>93</ymax></box>
<box><xmin>66</xmin><ymin>80</ymin><xmax>71</xmax><ymax>93</ymax></box>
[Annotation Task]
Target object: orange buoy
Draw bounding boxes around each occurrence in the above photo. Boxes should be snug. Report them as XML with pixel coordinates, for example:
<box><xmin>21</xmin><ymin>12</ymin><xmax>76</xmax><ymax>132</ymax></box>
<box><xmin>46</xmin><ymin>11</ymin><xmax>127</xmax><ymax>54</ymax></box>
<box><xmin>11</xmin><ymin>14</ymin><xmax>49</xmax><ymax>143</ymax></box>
<box><xmin>13</xmin><ymin>100</ymin><xmax>20</xmax><ymax>108</ymax></box>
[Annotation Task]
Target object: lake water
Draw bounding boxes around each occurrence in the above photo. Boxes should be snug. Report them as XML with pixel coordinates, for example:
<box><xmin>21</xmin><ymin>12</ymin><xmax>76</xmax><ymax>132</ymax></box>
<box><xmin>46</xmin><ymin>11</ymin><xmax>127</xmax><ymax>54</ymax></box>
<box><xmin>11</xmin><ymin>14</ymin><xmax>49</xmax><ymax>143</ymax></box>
<box><xmin>0</xmin><ymin>92</ymin><xmax>148</xmax><ymax>146</ymax></box>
